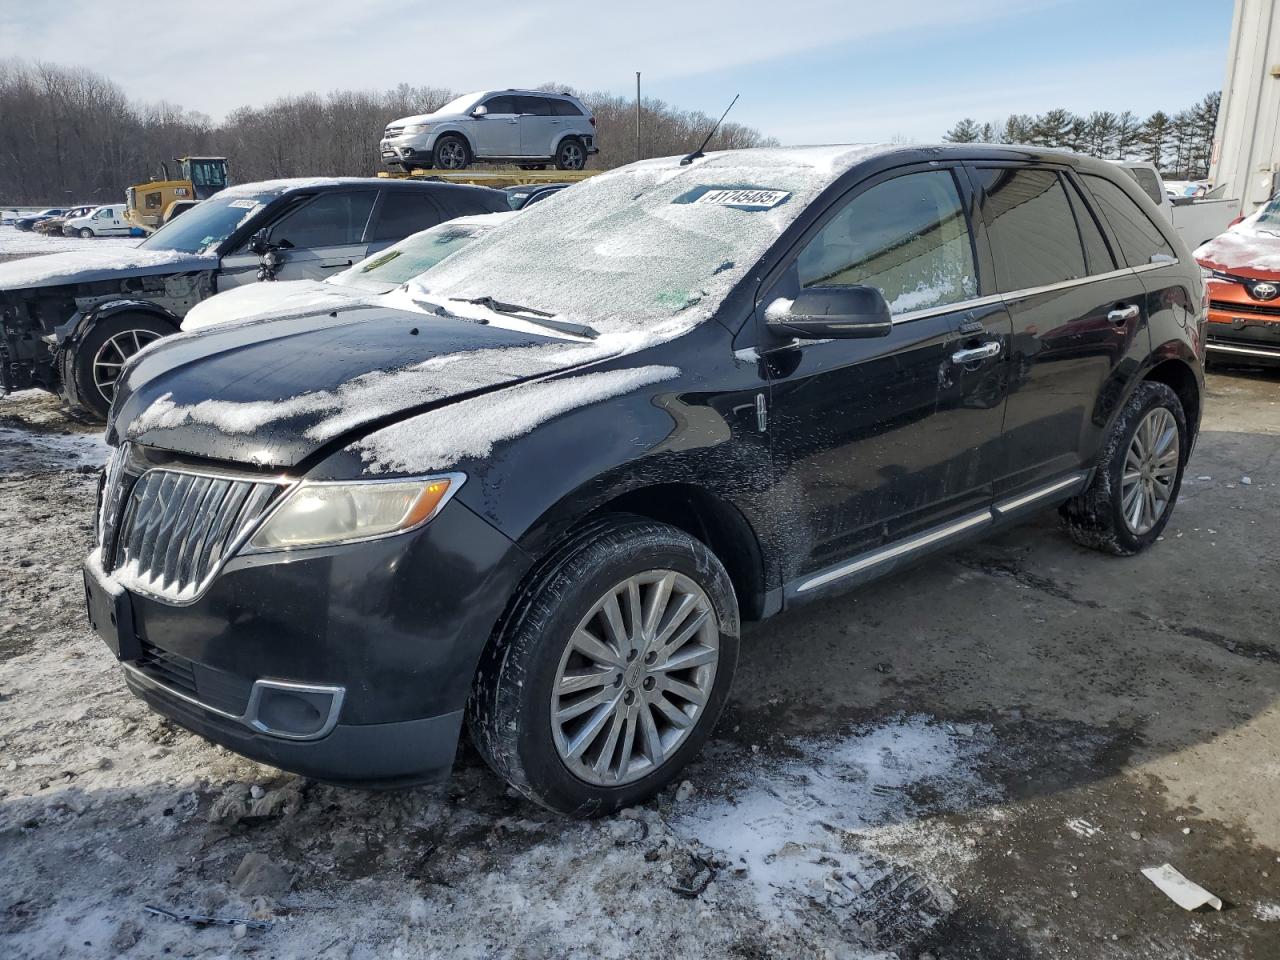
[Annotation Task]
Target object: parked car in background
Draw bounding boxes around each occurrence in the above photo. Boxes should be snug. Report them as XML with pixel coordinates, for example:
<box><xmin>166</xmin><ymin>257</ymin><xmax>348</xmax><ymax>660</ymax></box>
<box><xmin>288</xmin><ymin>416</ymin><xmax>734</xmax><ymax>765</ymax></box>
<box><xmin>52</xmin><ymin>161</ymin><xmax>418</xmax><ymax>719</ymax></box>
<box><xmin>61</xmin><ymin>204</ymin><xmax>131</xmax><ymax>238</ymax></box>
<box><xmin>381</xmin><ymin>90</ymin><xmax>597</xmax><ymax>172</ymax></box>
<box><xmin>182</xmin><ymin>211</ymin><xmax>518</xmax><ymax>331</ymax></box>
<box><xmin>1115</xmin><ymin>161</ymin><xmax>1238</xmax><ymax>249</ymax></box>
<box><xmin>0</xmin><ymin>178</ymin><xmax>508</xmax><ymax>418</ymax></box>
<box><xmin>13</xmin><ymin>208</ymin><xmax>69</xmax><ymax>231</ymax></box>
<box><xmin>504</xmin><ymin>182</ymin><xmax>571</xmax><ymax>210</ymax></box>
<box><xmin>90</xmin><ymin>145</ymin><xmax>1204</xmax><ymax>815</ymax></box>
<box><xmin>34</xmin><ymin>205</ymin><xmax>96</xmax><ymax>235</ymax></box>
<box><xmin>1195</xmin><ymin>196</ymin><xmax>1280</xmax><ymax>366</ymax></box>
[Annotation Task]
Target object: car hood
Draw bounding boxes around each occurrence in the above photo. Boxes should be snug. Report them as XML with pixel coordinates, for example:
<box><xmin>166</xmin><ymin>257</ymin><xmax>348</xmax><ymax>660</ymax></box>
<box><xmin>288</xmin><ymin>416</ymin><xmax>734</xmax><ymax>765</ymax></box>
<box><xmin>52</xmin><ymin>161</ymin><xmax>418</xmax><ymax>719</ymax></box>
<box><xmin>1195</xmin><ymin>223</ymin><xmax>1280</xmax><ymax>281</ymax></box>
<box><xmin>112</xmin><ymin>303</ymin><xmax>611</xmax><ymax>468</ymax></box>
<box><xmin>181</xmin><ymin>279</ymin><xmax>370</xmax><ymax>331</ymax></box>
<box><xmin>0</xmin><ymin>246</ymin><xmax>217</xmax><ymax>292</ymax></box>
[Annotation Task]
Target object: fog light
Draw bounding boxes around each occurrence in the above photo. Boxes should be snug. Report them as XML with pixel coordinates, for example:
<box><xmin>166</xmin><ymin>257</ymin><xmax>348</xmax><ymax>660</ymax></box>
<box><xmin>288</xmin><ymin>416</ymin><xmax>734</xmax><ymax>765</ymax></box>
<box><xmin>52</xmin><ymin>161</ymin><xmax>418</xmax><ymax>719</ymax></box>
<box><xmin>245</xmin><ymin>680</ymin><xmax>344</xmax><ymax>740</ymax></box>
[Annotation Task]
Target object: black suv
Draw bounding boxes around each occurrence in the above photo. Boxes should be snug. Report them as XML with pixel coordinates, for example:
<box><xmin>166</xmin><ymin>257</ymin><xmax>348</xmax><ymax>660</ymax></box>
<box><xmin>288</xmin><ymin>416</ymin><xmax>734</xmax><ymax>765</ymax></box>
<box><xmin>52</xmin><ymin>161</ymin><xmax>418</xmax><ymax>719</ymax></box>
<box><xmin>86</xmin><ymin>145</ymin><xmax>1205</xmax><ymax>815</ymax></box>
<box><xmin>0</xmin><ymin>178</ymin><xmax>508</xmax><ymax>419</ymax></box>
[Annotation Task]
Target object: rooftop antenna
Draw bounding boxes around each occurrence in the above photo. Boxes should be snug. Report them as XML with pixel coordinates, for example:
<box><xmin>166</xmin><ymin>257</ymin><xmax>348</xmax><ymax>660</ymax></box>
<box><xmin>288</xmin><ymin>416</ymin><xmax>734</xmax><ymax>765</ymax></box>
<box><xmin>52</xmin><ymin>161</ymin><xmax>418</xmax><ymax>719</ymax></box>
<box><xmin>680</xmin><ymin>94</ymin><xmax>739</xmax><ymax>165</ymax></box>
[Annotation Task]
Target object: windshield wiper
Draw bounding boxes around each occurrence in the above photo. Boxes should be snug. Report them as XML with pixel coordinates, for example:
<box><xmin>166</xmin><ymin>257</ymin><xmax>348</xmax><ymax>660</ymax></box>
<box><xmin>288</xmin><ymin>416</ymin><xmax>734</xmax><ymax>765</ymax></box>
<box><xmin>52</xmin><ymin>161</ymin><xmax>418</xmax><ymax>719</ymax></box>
<box><xmin>453</xmin><ymin>296</ymin><xmax>599</xmax><ymax>340</ymax></box>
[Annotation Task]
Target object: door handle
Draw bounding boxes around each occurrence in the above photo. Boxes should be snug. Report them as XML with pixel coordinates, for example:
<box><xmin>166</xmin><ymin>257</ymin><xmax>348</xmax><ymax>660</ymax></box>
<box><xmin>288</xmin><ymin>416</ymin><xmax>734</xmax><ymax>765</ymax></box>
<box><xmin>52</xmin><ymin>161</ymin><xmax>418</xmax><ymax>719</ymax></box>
<box><xmin>951</xmin><ymin>341</ymin><xmax>1002</xmax><ymax>365</ymax></box>
<box><xmin>1107</xmin><ymin>304</ymin><xmax>1140</xmax><ymax>323</ymax></box>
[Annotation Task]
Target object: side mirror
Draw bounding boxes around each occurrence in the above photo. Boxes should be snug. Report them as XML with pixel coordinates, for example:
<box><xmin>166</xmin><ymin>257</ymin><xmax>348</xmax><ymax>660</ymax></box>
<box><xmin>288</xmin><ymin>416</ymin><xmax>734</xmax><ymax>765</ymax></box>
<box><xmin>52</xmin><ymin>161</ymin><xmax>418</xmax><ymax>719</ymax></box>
<box><xmin>768</xmin><ymin>285</ymin><xmax>893</xmax><ymax>339</ymax></box>
<box><xmin>471</xmin><ymin>105</ymin><xmax>488</xmax><ymax>118</ymax></box>
<box><xmin>249</xmin><ymin>228</ymin><xmax>271</xmax><ymax>255</ymax></box>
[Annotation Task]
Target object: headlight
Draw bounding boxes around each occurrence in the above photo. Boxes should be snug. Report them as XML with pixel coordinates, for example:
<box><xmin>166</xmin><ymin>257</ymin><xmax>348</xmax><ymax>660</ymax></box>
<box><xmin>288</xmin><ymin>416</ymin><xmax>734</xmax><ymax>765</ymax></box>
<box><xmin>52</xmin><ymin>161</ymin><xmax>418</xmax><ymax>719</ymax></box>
<box><xmin>402</xmin><ymin>123</ymin><xmax>432</xmax><ymax>136</ymax></box>
<box><xmin>249</xmin><ymin>475</ymin><xmax>463</xmax><ymax>550</ymax></box>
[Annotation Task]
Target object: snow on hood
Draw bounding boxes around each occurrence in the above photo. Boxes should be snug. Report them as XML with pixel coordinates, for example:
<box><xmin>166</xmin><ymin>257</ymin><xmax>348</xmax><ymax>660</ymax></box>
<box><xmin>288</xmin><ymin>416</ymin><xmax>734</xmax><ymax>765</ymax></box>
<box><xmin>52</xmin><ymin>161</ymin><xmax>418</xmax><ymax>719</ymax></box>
<box><xmin>0</xmin><ymin>246</ymin><xmax>215</xmax><ymax>292</ymax></box>
<box><xmin>113</xmin><ymin>304</ymin><xmax>618</xmax><ymax>466</ymax></box>
<box><xmin>180</xmin><ymin>280</ymin><xmax>369</xmax><ymax>332</ymax></box>
<box><xmin>1195</xmin><ymin>211</ymin><xmax>1280</xmax><ymax>278</ymax></box>
<box><xmin>351</xmin><ymin>365</ymin><xmax>679</xmax><ymax>474</ymax></box>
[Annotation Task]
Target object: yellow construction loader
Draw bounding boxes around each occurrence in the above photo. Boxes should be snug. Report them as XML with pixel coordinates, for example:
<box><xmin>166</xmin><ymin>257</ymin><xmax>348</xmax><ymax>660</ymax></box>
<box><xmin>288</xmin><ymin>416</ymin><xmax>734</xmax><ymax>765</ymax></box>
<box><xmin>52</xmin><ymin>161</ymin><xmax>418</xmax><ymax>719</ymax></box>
<box><xmin>125</xmin><ymin>157</ymin><xmax>230</xmax><ymax>233</ymax></box>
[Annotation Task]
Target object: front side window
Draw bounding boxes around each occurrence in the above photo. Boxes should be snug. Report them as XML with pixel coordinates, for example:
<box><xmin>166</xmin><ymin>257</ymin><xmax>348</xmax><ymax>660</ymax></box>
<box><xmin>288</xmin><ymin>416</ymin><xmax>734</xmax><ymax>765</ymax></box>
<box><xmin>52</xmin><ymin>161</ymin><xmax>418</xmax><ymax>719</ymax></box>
<box><xmin>270</xmin><ymin>191</ymin><xmax>376</xmax><ymax>248</ymax></box>
<box><xmin>976</xmin><ymin>168</ymin><xmax>1089</xmax><ymax>291</ymax></box>
<box><xmin>1082</xmin><ymin>174</ymin><xmax>1175</xmax><ymax>266</ymax></box>
<box><xmin>482</xmin><ymin>96</ymin><xmax>518</xmax><ymax>115</ymax></box>
<box><xmin>796</xmin><ymin>170</ymin><xmax>977</xmax><ymax>314</ymax></box>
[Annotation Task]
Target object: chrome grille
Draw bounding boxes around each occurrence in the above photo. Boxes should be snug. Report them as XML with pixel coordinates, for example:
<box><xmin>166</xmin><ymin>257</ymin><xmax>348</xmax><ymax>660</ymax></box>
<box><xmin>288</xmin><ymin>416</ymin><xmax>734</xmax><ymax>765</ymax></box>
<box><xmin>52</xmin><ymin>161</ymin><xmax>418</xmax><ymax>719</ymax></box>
<box><xmin>384</xmin><ymin>125</ymin><xmax>404</xmax><ymax>138</ymax></box>
<box><xmin>108</xmin><ymin>468</ymin><xmax>285</xmax><ymax>602</ymax></box>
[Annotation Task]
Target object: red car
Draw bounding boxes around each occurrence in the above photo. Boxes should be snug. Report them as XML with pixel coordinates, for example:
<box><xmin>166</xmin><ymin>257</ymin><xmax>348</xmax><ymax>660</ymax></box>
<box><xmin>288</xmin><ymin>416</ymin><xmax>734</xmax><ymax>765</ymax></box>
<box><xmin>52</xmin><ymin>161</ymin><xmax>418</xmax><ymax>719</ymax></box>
<box><xmin>1195</xmin><ymin>201</ymin><xmax>1280</xmax><ymax>365</ymax></box>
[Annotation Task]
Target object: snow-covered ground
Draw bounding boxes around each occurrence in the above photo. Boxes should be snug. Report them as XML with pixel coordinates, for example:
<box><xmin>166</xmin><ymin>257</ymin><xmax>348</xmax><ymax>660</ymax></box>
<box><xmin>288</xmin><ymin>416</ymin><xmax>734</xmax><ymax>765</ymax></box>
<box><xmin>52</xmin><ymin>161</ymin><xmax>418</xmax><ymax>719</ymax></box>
<box><xmin>0</xmin><ymin>223</ymin><xmax>140</xmax><ymax>257</ymax></box>
<box><xmin>2</xmin><ymin>379</ymin><xmax>1280</xmax><ymax>960</ymax></box>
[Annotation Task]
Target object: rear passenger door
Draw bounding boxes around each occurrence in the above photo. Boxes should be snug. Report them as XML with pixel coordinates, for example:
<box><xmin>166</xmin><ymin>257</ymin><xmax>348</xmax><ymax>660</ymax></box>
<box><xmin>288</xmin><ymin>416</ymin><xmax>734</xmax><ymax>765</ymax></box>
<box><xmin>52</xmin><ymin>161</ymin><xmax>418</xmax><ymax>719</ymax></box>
<box><xmin>516</xmin><ymin>96</ymin><xmax>558</xmax><ymax>158</ymax></box>
<box><xmin>968</xmin><ymin>164</ymin><xmax>1149</xmax><ymax>500</ymax></box>
<box><xmin>365</xmin><ymin>189</ymin><xmax>446</xmax><ymax>255</ymax></box>
<box><xmin>764</xmin><ymin>165</ymin><xmax>1012</xmax><ymax>586</ymax></box>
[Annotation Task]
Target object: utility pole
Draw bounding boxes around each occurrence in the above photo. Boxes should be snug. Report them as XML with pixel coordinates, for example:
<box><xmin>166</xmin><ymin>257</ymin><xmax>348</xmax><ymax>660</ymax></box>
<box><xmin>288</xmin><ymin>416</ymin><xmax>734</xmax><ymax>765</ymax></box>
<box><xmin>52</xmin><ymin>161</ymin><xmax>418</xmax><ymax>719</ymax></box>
<box><xmin>635</xmin><ymin>72</ymin><xmax>642</xmax><ymax>162</ymax></box>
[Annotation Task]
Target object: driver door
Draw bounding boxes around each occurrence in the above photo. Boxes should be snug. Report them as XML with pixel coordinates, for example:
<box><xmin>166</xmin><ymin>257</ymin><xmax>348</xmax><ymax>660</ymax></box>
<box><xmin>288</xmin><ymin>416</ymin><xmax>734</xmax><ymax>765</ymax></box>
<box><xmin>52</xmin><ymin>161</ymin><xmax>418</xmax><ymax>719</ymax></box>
<box><xmin>471</xmin><ymin>95</ymin><xmax>521</xmax><ymax>158</ymax></box>
<box><xmin>217</xmin><ymin>190</ymin><xmax>377</xmax><ymax>287</ymax></box>
<box><xmin>762</xmin><ymin>166</ymin><xmax>1012</xmax><ymax>590</ymax></box>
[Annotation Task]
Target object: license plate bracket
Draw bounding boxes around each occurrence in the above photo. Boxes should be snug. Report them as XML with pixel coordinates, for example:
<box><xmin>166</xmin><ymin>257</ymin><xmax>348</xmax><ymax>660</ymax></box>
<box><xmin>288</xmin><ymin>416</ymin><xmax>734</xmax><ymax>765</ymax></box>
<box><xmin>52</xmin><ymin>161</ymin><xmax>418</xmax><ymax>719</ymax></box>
<box><xmin>83</xmin><ymin>563</ymin><xmax>140</xmax><ymax>661</ymax></box>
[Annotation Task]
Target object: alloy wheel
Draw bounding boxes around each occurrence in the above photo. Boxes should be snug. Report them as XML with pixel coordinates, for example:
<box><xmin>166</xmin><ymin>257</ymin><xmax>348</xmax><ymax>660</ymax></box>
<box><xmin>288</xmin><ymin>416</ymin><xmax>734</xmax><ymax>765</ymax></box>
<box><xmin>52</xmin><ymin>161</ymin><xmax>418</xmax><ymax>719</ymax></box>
<box><xmin>551</xmin><ymin>570</ymin><xmax>719</xmax><ymax>786</ymax></box>
<box><xmin>438</xmin><ymin>141</ymin><xmax>467</xmax><ymax>169</ymax></box>
<box><xmin>92</xmin><ymin>329</ymin><xmax>161</xmax><ymax>404</ymax></box>
<box><xmin>1120</xmin><ymin>406</ymin><xmax>1179</xmax><ymax>535</ymax></box>
<box><xmin>560</xmin><ymin>142</ymin><xmax>585</xmax><ymax>170</ymax></box>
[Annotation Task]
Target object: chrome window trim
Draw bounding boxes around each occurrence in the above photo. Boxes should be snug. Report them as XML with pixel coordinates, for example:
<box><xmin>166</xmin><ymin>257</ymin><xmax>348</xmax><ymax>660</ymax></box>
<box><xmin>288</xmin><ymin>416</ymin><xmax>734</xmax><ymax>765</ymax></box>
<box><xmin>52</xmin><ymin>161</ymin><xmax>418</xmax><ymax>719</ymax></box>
<box><xmin>123</xmin><ymin>664</ymin><xmax>345</xmax><ymax>741</ymax></box>
<box><xmin>887</xmin><ymin>264</ymin><xmax>1165</xmax><ymax>327</ymax></box>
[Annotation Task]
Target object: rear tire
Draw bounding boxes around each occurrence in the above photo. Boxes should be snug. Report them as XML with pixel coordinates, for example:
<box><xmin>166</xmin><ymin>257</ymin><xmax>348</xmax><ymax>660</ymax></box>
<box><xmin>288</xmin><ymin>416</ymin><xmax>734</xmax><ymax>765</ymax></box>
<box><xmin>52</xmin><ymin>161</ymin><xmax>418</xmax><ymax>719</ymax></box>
<box><xmin>67</xmin><ymin>313</ymin><xmax>173</xmax><ymax>420</ymax></box>
<box><xmin>467</xmin><ymin>515</ymin><xmax>740</xmax><ymax>816</ymax></box>
<box><xmin>554</xmin><ymin>139</ymin><xmax>587</xmax><ymax>171</ymax></box>
<box><xmin>433</xmin><ymin>135</ymin><xmax>471</xmax><ymax>171</ymax></box>
<box><xmin>1060</xmin><ymin>381</ymin><xmax>1187</xmax><ymax>556</ymax></box>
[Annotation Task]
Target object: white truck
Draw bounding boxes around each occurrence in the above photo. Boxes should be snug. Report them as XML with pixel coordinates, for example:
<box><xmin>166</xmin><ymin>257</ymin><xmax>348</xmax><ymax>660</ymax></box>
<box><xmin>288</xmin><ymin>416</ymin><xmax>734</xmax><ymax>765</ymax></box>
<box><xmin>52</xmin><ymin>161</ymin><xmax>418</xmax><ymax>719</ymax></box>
<box><xmin>1114</xmin><ymin>161</ymin><xmax>1240</xmax><ymax>249</ymax></box>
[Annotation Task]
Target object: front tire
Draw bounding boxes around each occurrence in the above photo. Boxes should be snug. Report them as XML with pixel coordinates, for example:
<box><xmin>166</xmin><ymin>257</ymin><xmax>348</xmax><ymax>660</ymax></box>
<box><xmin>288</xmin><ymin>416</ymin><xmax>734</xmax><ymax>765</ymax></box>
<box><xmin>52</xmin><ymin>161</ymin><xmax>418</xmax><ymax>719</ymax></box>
<box><xmin>67</xmin><ymin>314</ymin><xmax>172</xmax><ymax>420</ymax></box>
<box><xmin>554</xmin><ymin>139</ymin><xmax>587</xmax><ymax>171</ymax></box>
<box><xmin>1060</xmin><ymin>381</ymin><xmax>1188</xmax><ymax>555</ymax></box>
<box><xmin>468</xmin><ymin>516</ymin><xmax>740</xmax><ymax>816</ymax></box>
<box><xmin>433</xmin><ymin>135</ymin><xmax>471</xmax><ymax>171</ymax></box>
<box><xmin>79</xmin><ymin>227</ymin><xmax>94</xmax><ymax>239</ymax></box>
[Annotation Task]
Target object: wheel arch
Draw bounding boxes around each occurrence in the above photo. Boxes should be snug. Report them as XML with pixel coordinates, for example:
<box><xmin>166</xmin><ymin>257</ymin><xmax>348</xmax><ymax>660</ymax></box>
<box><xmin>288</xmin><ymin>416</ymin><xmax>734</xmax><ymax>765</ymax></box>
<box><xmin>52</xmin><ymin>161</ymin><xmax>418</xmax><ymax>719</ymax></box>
<box><xmin>1142</xmin><ymin>353</ymin><xmax>1202</xmax><ymax>445</ymax></box>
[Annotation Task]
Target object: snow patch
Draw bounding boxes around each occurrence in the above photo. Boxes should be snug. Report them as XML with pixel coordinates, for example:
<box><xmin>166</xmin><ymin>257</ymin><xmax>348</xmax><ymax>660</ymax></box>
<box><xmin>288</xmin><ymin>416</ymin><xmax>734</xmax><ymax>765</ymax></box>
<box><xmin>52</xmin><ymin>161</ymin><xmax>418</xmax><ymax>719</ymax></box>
<box><xmin>0</xmin><ymin>224</ymin><xmax>139</xmax><ymax>257</ymax></box>
<box><xmin>671</xmin><ymin>715</ymin><xmax>996</xmax><ymax>927</ymax></box>
<box><xmin>354</xmin><ymin>365</ymin><xmax>680</xmax><ymax>474</ymax></box>
<box><xmin>180</xmin><ymin>280</ymin><xmax>368</xmax><ymax>331</ymax></box>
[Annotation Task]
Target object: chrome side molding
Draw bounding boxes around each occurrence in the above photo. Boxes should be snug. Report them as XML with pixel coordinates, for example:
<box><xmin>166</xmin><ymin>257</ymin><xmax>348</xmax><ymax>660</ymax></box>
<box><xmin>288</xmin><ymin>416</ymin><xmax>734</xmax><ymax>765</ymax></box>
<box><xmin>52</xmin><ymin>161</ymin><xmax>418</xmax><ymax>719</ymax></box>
<box><xmin>794</xmin><ymin>472</ymin><xmax>1088</xmax><ymax>596</ymax></box>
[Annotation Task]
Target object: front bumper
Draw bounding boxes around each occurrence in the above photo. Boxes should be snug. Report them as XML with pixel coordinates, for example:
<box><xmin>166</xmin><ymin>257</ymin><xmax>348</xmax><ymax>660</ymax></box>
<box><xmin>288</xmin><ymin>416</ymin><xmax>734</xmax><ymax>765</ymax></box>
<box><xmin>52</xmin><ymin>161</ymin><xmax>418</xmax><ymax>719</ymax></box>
<box><xmin>93</xmin><ymin>497</ymin><xmax>531</xmax><ymax>785</ymax></box>
<box><xmin>1205</xmin><ymin>306</ymin><xmax>1280</xmax><ymax>363</ymax></box>
<box><xmin>380</xmin><ymin>135</ymin><xmax>435</xmax><ymax>166</ymax></box>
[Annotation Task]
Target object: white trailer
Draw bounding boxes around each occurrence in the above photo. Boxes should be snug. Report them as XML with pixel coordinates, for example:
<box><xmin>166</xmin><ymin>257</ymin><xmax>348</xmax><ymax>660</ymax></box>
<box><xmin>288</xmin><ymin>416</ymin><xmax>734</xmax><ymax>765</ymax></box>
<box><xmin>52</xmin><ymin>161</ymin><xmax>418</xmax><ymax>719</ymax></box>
<box><xmin>1209</xmin><ymin>0</ymin><xmax>1280</xmax><ymax>217</ymax></box>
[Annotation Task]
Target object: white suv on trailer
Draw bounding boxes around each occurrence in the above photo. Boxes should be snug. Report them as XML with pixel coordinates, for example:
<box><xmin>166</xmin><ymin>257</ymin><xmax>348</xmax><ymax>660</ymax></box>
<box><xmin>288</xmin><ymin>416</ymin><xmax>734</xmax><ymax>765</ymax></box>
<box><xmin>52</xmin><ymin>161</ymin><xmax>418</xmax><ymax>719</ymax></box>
<box><xmin>381</xmin><ymin>90</ymin><xmax>597</xmax><ymax>172</ymax></box>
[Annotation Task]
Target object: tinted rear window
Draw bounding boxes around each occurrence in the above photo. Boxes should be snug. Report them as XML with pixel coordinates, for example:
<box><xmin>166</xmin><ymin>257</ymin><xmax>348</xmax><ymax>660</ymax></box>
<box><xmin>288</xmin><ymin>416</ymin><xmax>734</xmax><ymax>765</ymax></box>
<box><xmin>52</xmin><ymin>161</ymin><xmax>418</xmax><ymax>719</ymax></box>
<box><xmin>976</xmin><ymin>168</ymin><xmax>1089</xmax><ymax>291</ymax></box>
<box><xmin>370</xmin><ymin>191</ymin><xmax>442</xmax><ymax>242</ymax></box>
<box><xmin>551</xmin><ymin>99</ymin><xmax>583</xmax><ymax>117</ymax></box>
<box><xmin>1082</xmin><ymin>174</ymin><xmax>1174</xmax><ymax>266</ymax></box>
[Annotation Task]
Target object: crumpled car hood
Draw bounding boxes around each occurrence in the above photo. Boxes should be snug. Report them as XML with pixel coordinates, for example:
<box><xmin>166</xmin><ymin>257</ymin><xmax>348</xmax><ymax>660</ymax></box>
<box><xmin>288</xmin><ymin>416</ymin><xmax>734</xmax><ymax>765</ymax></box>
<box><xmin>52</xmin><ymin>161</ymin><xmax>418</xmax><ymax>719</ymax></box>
<box><xmin>110</xmin><ymin>303</ymin><xmax>606</xmax><ymax>468</ymax></box>
<box><xmin>0</xmin><ymin>247</ymin><xmax>217</xmax><ymax>292</ymax></box>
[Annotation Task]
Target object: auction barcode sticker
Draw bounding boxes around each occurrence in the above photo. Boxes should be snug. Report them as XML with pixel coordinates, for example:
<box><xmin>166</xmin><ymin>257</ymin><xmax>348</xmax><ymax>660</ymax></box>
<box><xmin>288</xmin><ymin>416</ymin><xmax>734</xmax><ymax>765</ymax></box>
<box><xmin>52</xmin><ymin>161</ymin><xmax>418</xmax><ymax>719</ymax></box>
<box><xmin>693</xmin><ymin>188</ymin><xmax>790</xmax><ymax>210</ymax></box>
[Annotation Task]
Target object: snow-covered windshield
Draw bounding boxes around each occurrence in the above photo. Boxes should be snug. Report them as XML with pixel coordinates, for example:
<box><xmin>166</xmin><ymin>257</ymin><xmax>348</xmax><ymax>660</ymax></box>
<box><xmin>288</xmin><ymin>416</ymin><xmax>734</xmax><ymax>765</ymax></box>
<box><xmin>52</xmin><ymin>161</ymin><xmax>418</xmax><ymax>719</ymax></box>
<box><xmin>333</xmin><ymin>221</ymin><xmax>496</xmax><ymax>291</ymax></box>
<box><xmin>409</xmin><ymin>147</ymin><xmax>880</xmax><ymax>336</ymax></box>
<box><xmin>139</xmin><ymin>193</ymin><xmax>269</xmax><ymax>254</ymax></box>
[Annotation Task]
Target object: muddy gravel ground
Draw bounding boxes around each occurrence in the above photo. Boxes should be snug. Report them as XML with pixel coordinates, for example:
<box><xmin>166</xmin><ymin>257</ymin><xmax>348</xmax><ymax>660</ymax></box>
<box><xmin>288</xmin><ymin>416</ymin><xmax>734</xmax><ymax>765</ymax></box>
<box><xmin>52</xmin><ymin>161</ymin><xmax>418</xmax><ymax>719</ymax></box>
<box><xmin>1</xmin><ymin>368</ymin><xmax>1278</xmax><ymax>960</ymax></box>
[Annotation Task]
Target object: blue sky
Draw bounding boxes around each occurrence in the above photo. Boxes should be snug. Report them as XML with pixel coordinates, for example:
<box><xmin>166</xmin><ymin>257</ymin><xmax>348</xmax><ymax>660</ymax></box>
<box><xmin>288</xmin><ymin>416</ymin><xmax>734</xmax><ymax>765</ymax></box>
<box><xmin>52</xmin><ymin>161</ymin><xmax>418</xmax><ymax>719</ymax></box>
<box><xmin>2</xmin><ymin>0</ymin><xmax>1231</xmax><ymax>143</ymax></box>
